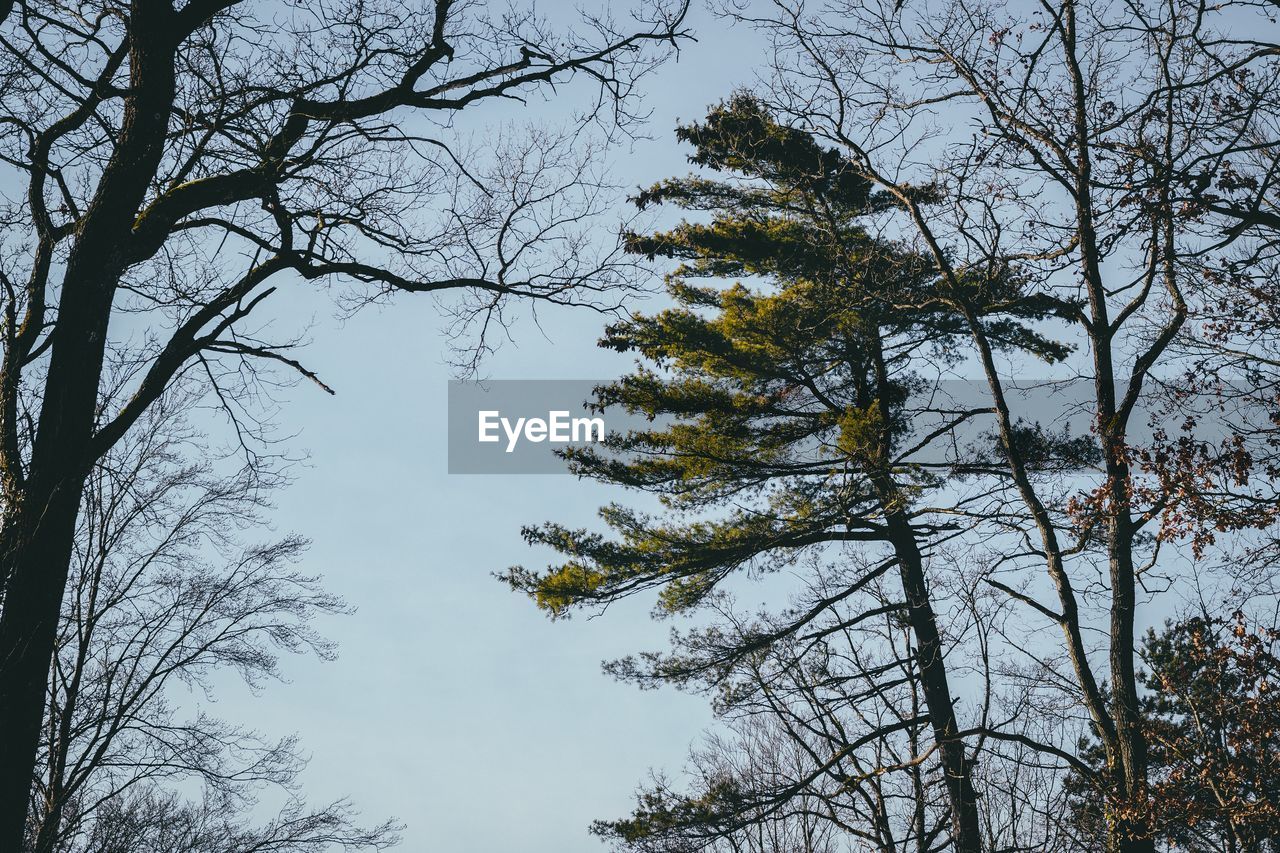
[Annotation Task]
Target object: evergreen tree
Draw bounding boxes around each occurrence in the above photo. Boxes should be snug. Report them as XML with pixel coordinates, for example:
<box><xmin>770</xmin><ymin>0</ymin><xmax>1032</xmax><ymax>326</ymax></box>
<box><xmin>506</xmin><ymin>96</ymin><xmax>1073</xmax><ymax>852</ymax></box>
<box><xmin>1069</xmin><ymin>615</ymin><xmax>1280</xmax><ymax>852</ymax></box>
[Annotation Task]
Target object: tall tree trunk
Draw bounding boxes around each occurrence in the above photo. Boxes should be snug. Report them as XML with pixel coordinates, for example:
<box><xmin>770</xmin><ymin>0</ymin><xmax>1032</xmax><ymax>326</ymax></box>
<box><xmin>0</xmin><ymin>495</ymin><xmax>84</xmax><ymax>850</ymax></box>
<box><xmin>1108</xmin><ymin>503</ymin><xmax>1152</xmax><ymax>853</ymax></box>
<box><xmin>0</xmin><ymin>260</ymin><xmax>125</xmax><ymax>850</ymax></box>
<box><xmin>882</xmin><ymin>506</ymin><xmax>983</xmax><ymax>853</ymax></box>
<box><xmin>863</xmin><ymin>330</ymin><xmax>982</xmax><ymax>851</ymax></box>
<box><xmin>1088</xmin><ymin>283</ymin><xmax>1152</xmax><ymax>853</ymax></box>
<box><xmin>1061</xmin><ymin>0</ymin><xmax>1154</xmax><ymax>840</ymax></box>
<box><xmin>0</xmin><ymin>6</ymin><xmax>177</xmax><ymax>847</ymax></box>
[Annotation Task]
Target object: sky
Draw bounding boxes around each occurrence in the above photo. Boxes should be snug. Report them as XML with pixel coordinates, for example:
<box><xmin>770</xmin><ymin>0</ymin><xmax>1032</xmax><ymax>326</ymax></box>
<box><xmin>135</xmin><ymin>1</ymin><xmax>1280</xmax><ymax>849</ymax></box>
<box><xmin>201</xmin><ymin>8</ymin><xmax>774</xmax><ymax>852</ymax></box>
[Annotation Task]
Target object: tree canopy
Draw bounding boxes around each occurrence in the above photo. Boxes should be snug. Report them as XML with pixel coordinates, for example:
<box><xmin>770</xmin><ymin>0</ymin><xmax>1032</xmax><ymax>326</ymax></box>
<box><xmin>507</xmin><ymin>95</ymin><xmax>1081</xmax><ymax>852</ymax></box>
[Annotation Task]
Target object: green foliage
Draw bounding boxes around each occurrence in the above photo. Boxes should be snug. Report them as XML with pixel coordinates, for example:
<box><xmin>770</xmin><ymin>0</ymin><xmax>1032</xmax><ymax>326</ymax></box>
<box><xmin>502</xmin><ymin>95</ymin><xmax>1070</xmax><ymax>622</ymax></box>
<box><xmin>602</xmin><ymin>774</ymin><xmax>752</xmax><ymax>848</ymax></box>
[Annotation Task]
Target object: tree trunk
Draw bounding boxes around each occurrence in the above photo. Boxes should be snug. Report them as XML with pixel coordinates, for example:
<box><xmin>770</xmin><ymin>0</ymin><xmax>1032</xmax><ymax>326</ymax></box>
<box><xmin>1091</xmin><ymin>333</ymin><xmax>1152</xmax><ymax>853</ymax></box>
<box><xmin>0</xmin><ymin>493</ymin><xmax>84</xmax><ymax>850</ymax></box>
<box><xmin>0</xmin><ymin>7</ymin><xmax>177</xmax><ymax>847</ymax></box>
<box><xmin>0</xmin><ymin>256</ymin><xmax>119</xmax><ymax>847</ymax></box>
<box><xmin>1109</xmin><ymin>511</ymin><xmax>1153</xmax><ymax>853</ymax></box>
<box><xmin>0</xmin><ymin>237</ymin><xmax>135</xmax><ymax>853</ymax></box>
<box><xmin>883</xmin><ymin>508</ymin><xmax>983</xmax><ymax>853</ymax></box>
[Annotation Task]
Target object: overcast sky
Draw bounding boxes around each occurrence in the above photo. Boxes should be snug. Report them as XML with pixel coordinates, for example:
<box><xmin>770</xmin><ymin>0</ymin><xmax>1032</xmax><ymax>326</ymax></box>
<box><xmin>198</xmin><ymin>9</ymin><xmax>774</xmax><ymax>852</ymax></box>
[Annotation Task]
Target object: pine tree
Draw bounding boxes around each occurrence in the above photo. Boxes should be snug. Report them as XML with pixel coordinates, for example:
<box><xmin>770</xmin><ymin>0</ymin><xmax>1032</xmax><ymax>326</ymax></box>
<box><xmin>1069</xmin><ymin>615</ymin><xmax>1280</xmax><ymax>852</ymax></box>
<box><xmin>506</xmin><ymin>96</ymin><xmax>1075</xmax><ymax>852</ymax></box>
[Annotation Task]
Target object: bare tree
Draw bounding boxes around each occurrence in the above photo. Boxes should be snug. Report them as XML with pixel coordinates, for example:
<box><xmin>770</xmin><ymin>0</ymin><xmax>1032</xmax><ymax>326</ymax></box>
<box><xmin>592</xmin><ymin>561</ymin><xmax>1084</xmax><ymax>853</ymax></box>
<box><xmin>69</xmin><ymin>788</ymin><xmax>394</xmax><ymax>853</ymax></box>
<box><xmin>25</xmin><ymin>382</ymin><xmax>398</xmax><ymax>853</ymax></box>
<box><xmin>0</xmin><ymin>0</ymin><xmax>689</xmax><ymax>845</ymax></box>
<box><xmin>596</xmin><ymin>572</ymin><xmax>956</xmax><ymax>853</ymax></box>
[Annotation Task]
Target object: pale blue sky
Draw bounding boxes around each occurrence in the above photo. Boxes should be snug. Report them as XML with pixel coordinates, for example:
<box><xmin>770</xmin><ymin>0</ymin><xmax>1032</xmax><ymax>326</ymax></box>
<box><xmin>206</xmin><ymin>9</ymin><xmax>771</xmax><ymax>851</ymax></box>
